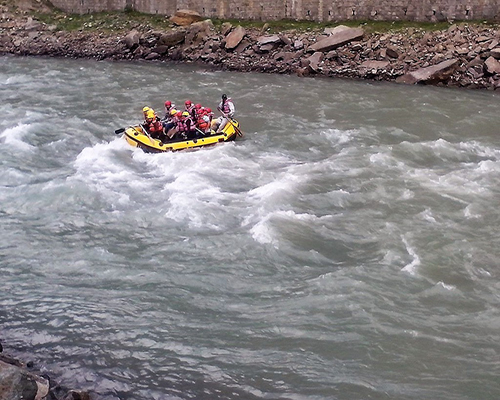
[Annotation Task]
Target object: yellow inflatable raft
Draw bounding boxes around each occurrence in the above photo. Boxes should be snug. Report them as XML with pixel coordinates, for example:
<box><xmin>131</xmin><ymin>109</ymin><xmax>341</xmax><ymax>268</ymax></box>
<box><xmin>117</xmin><ymin>119</ymin><xmax>242</xmax><ymax>153</ymax></box>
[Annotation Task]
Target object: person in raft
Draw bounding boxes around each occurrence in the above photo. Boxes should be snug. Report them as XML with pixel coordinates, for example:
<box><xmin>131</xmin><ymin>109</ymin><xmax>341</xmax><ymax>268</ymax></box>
<box><xmin>143</xmin><ymin>110</ymin><xmax>164</xmax><ymax>139</ymax></box>
<box><xmin>214</xmin><ymin>94</ymin><xmax>235</xmax><ymax>133</ymax></box>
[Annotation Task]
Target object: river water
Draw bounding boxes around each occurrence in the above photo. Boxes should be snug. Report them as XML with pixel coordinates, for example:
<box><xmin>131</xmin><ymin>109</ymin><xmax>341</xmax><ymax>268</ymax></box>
<box><xmin>1</xmin><ymin>56</ymin><xmax>499</xmax><ymax>400</ymax></box>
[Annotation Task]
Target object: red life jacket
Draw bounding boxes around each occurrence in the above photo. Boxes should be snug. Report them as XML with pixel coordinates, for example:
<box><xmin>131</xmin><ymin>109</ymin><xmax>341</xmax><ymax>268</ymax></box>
<box><xmin>145</xmin><ymin>120</ymin><xmax>162</xmax><ymax>134</ymax></box>
<box><xmin>197</xmin><ymin>115</ymin><xmax>209</xmax><ymax>130</ymax></box>
<box><xmin>176</xmin><ymin>119</ymin><xmax>189</xmax><ymax>132</ymax></box>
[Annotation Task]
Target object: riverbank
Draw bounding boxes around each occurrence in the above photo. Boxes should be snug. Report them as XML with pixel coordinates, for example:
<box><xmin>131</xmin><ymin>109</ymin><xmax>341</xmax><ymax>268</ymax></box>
<box><xmin>1</xmin><ymin>2</ymin><xmax>500</xmax><ymax>90</ymax></box>
<box><xmin>0</xmin><ymin>341</ymin><xmax>90</xmax><ymax>400</ymax></box>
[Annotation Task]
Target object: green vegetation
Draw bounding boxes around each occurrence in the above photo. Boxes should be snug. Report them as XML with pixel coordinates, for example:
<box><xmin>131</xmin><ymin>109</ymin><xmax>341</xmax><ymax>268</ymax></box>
<box><xmin>216</xmin><ymin>18</ymin><xmax>498</xmax><ymax>34</ymax></box>
<box><xmin>33</xmin><ymin>10</ymin><xmax>171</xmax><ymax>32</ymax></box>
<box><xmin>7</xmin><ymin>0</ymin><xmax>498</xmax><ymax>35</ymax></box>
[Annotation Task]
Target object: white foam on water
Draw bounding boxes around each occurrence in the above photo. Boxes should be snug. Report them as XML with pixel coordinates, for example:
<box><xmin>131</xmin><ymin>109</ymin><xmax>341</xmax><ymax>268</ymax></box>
<box><xmin>326</xmin><ymin>189</ymin><xmax>352</xmax><ymax>208</ymax></box>
<box><xmin>72</xmin><ymin>138</ymin><xmax>136</xmax><ymax>206</ymax></box>
<box><xmin>126</xmin><ymin>146</ymin><xmax>245</xmax><ymax>229</ymax></box>
<box><xmin>249</xmin><ymin>209</ymin><xmax>332</xmax><ymax>246</ymax></box>
<box><xmin>320</xmin><ymin>128</ymin><xmax>357</xmax><ymax>146</ymax></box>
<box><xmin>401</xmin><ymin>236</ymin><xmax>421</xmax><ymax>275</ymax></box>
<box><xmin>463</xmin><ymin>203</ymin><xmax>481</xmax><ymax>219</ymax></box>
<box><xmin>163</xmin><ymin>170</ymin><xmax>226</xmax><ymax>229</ymax></box>
<box><xmin>407</xmin><ymin>166</ymin><xmax>488</xmax><ymax>202</ymax></box>
<box><xmin>74</xmin><ymin>138</ymin><xmax>130</xmax><ymax>174</ymax></box>
<box><xmin>5</xmin><ymin>74</ymin><xmax>31</xmax><ymax>85</ymax></box>
<box><xmin>418</xmin><ymin>208</ymin><xmax>437</xmax><ymax>223</ymax></box>
<box><xmin>246</xmin><ymin>156</ymin><xmax>309</xmax><ymax>204</ymax></box>
<box><xmin>249</xmin><ymin>213</ymin><xmax>277</xmax><ymax>245</ymax></box>
<box><xmin>436</xmin><ymin>281</ymin><xmax>456</xmax><ymax>291</ymax></box>
<box><xmin>459</xmin><ymin>140</ymin><xmax>500</xmax><ymax>159</ymax></box>
<box><xmin>0</xmin><ymin>123</ymin><xmax>35</xmax><ymax>151</ymax></box>
<box><xmin>398</xmin><ymin>188</ymin><xmax>414</xmax><ymax>201</ymax></box>
<box><xmin>477</xmin><ymin>159</ymin><xmax>500</xmax><ymax>173</ymax></box>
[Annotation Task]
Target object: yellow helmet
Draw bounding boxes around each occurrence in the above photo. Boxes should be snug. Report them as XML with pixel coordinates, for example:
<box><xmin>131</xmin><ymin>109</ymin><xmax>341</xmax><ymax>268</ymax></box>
<box><xmin>143</xmin><ymin>106</ymin><xmax>150</xmax><ymax>113</ymax></box>
<box><xmin>182</xmin><ymin>111</ymin><xmax>190</xmax><ymax>117</ymax></box>
<box><xmin>170</xmin><ymin>108</ymin><xmax>178</xmax><ymax>116</ymax></box>
<box><xmin>146</xmin><ymin>110</ymin><xmax>155</xmax><ymax>119</ymax></box>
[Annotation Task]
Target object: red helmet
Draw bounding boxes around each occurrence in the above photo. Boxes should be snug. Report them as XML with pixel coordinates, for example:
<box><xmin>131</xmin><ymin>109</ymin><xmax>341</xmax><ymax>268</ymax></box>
<box><xmin>176</xmin><ymin>111</ymin><xmax>182</xmax><ymax>117</ymax></box>
<box><xmin>164</xmin><ymin>101</ymin><xmax>171</xmax><ymax>107</ymax></box>
<box><xmin>195</xmin><ymin>103</ymin><xmax>202</xmax><ymax>109</ymax></box>
<box><xmin>185</xmin><ymin>100</ymin><xmax>191</xmax><ymax>106</ymax></box>
<box><xmin>206</xmin><ymin>108</ymin><xmax>212</xmax><ymax>113</ymax></box>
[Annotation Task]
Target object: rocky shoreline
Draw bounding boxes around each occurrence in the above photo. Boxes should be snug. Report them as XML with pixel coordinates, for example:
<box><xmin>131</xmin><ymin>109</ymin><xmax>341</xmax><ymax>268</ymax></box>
<box><xmin>0</xmin><ymin>341</ymin><xmax>90</xmax><ymax>400</ymax></box>
<box><xmin>1</xmin><ymin>7</ymin><xmax>500</xmax><ymax>90</ymax></box>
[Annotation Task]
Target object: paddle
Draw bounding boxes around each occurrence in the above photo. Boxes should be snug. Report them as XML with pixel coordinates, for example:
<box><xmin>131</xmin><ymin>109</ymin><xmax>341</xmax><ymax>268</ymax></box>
<box><xmin>194</xmin><ymin>126</ymin><xmax>207</xmax><ymax>137</ymax></box>
<box><xmin>139</xmin><ymin>124</ymin><xmax>157</xmax><ymax>145</ymax></box>
<box><xmin>217</xmin><ymin>107</ymin><xmax>243</xmax><ymax>137</ymax></box>
<box><xmin>115</xmin><ymin>127</ymin><xmax>126</xmax><ymax>134</ymax></box>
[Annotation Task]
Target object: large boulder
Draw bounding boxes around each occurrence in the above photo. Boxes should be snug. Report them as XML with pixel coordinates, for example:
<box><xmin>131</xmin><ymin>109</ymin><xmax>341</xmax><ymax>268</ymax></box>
<box><xmin>185</xmin><ymin>20</ymin><xmax>214</xmax><ymax>46</ymax></box>
<box><xmin>489</xmin><ymin>48</ymin><xmax>500</xmax><ymax>59</ymax></box>
<box><xmin>306</xmin><ymin>52</ymin><xmax>324</xmax><ymax>72</ymax></box>
<box><xmin>169</xmin><ymin>10</ymin><xmax>204</xmax><ymax>26</ymax></box>
<box><xmin>124</xmin><ymin>29</ymin><xmax>140</xmax><ymax>49</ymax></box>
<box><xmin>396</xmin><ymin>59</ymin><xmax>459</xmax><ymax>85</ymax></box>
<box><xmin>257</xmin><ymin>35</ymin><xmax>282</xmax><ymax>46</ymax></box>
<box><xmin>225</xmin><ymin>26</ymin><xmax>246</xmax><ymax>51</ymax></box>
<box><xmin>308</xmin><ymin>27</ymin><xmax>364</xmax><ymax>53</ymax></box>
<box><xmin>158</xmin><ymin>29</ymin><xmax>186</xmax><ymax>46</ymax></box>
<box><xmin>484</xmin><ymin>56</ymin><xmax>500</xmax><ymax>74</ymax></box>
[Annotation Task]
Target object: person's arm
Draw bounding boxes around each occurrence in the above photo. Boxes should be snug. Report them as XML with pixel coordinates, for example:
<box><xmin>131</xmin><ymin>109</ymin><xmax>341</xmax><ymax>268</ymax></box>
<box><xmin>228</xmin><ymin>102</ymin><xmax>235</xmax><ymax>117</ymax></box>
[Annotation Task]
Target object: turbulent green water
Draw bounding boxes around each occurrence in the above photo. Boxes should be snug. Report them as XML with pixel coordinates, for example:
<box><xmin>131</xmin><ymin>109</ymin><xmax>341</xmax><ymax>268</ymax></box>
<box><xmin>1</xmin><ymin>56</ymin><xmax>499</xmax><ymax>400</ymax></box>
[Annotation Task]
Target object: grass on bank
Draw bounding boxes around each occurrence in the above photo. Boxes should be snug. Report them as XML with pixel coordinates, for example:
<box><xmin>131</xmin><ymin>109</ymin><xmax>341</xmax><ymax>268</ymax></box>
<box><xmin>25</xmin><ymin>6</ymin><xmax>500</xmax><ymax>35</ymax></box>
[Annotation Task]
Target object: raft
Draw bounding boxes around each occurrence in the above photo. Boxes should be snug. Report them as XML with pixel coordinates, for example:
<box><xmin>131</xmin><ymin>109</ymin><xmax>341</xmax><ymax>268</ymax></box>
<box><xmin>120</xmin><ymin>119</ymin><xmax>242</xmax><ymax>153</ymax></box>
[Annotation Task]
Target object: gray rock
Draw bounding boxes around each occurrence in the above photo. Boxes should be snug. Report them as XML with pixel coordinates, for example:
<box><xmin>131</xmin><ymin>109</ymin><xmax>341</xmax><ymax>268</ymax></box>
<box><xmin>124</xmin><ymin>29</ymin><xmax>140</xmax><ymax>49</ymax></box>
<box><xmin>257</xmin><ymin>35</ymin><xmax>282</xmax><ymax>46</ymax></box>
<box><xmin>225</xmin><ymin>26</ymin><xmax>246</xmax><ymax>50</ymax></box>
<box><xmin>259</xmin><ymin>43</ymin><xmax>276</xmax><ymax>53</ymax></box>
<box><xmin>484</xmin><ymin>56</ymin><xmax>500</xmax><ymax>74</ymax></box>
<box><xmin>279</xmin><ymin>34</ymin><xmax>292</xmax><ymax>46</ymax></box>
<box><xmin>489</xmin><ymin>48</ymin><xmax>500</xmax><ymax>59</ymax></box>
<box><xmin>153</xmin><ymin>45</ymin><xmax>169</xmax><ymax>55</ymax></box>
<box><xmin>220</xmin><ymin>22</ymin><xmax>232</xmax><ymax>36</ymax></box>
<box><xmin>0</xmin><ymin>360</ymin><xmax>48</xmax><ymax>400</ymax></box>
<box><xmin>360</xmin><ymin>60</ymin><xmax>390</xmax><ymax>70</ymax></box>
<box><xmin>293</xmin><ymin>40</ymin><xmax>304</xmax><ymax>50</ymax></box>
<box><xmin>307</xmin><ymin>51</ymin><xmax>324</xmax><ymax>72</ymax></box>
<box><xmin>396</xmin><ymin>58</ymin><xmax>459</xmax><ymax>84</ymax></box>
<box><xmin>145</xmin><ymin>52</ymin><xmax>160</xmax><ymax>60</ymax></box>
<box><xmin>235</xmin><ymin>39</ymin><xmax>251</xmax><ymax>53</ymax></box>
<box><xmin>324</xmin><ymin>25</ymin><xmax>352</xmax><ymax>36</ymax></box>
<box><xmin>158</xmin><ymin>29</ymin><xmax>186</xmax><ymax>47</ymax></box>
<box><xmin>169</xmin><ymin>9</ymin><xmax>204</xmax><ymax>26</ymax></box>
<box><xmin>386</xmin><ymin>46</ymin><xmax>399</xmax><ymax>58</ymax></box>
<box><xmin>308</xmin><ymin>27</ymin><xmax>364</xmax><ymax>53</ymax></box>
<box><xmin>24</xmin><ymin>17</ymin><xmax>42</xmax><ymax>31</ymax></box>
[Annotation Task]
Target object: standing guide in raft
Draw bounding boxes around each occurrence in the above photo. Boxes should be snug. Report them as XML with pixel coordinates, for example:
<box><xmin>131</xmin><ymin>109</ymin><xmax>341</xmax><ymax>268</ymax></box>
<box><xmin>214</xmin><ymin>94</ymin><xmax>235</xmax><ymax>134</ymax></box>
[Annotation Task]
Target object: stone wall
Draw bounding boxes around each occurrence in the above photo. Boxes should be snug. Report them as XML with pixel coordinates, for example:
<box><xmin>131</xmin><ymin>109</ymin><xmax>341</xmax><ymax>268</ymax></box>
<box><xmin>48</xmin><ymin>0</ymin><xmax>500</xmax><ymax>22</ymax></box>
